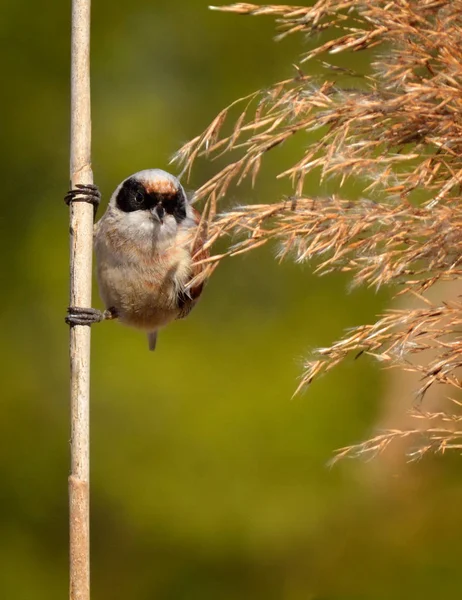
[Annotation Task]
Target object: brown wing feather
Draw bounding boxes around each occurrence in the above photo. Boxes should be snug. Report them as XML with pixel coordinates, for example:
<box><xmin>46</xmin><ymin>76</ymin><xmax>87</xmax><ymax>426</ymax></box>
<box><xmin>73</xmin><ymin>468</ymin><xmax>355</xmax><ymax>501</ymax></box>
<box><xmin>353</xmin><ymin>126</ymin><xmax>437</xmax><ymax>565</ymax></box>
<box><xmin>177</xmin><ymin>207</ymin><xmax>210</xmax><ymax>319</ymax></box>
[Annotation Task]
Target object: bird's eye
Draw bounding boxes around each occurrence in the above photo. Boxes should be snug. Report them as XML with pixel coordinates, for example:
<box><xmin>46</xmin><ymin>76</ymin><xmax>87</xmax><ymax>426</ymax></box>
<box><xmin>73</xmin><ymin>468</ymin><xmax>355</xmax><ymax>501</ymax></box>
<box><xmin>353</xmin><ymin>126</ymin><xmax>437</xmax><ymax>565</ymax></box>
<box><xmin>116</xmin><ymin>177</ymin><xmax>149</xmax><ymax>213</ymax></box>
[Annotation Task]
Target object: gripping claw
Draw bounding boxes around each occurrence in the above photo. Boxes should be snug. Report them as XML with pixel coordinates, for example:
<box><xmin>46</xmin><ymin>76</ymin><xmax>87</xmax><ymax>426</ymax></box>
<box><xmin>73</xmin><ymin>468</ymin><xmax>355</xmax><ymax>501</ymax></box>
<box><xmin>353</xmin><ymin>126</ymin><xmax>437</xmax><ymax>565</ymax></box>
<box><xmin>65</xmin><ymin>306</ymin><xmax>116</xmax><ymax>327</ymax></box>
<box><xmin>64</xmin><ymin>184</ymin><xmax>101</xmax><ymax>218</ymax></box>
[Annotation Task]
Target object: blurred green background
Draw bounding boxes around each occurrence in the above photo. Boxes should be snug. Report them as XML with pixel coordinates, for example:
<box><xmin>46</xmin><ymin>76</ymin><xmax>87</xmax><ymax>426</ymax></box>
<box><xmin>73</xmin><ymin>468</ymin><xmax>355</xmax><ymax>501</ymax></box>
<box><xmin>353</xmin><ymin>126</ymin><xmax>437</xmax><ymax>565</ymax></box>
<box><xmin>3</xmin><ymin>1</ymin><xmax>462</xmax><ymax>598</ymax></box>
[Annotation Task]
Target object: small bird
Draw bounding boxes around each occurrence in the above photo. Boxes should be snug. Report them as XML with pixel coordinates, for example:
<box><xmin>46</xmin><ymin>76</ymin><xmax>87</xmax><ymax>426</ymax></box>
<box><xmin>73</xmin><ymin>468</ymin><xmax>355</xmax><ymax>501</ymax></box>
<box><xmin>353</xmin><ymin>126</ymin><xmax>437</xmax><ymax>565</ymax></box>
<box><xmin>65</xmin><ymin>169</ymin><xmax>208</xmax><ymax>350</ymax></box>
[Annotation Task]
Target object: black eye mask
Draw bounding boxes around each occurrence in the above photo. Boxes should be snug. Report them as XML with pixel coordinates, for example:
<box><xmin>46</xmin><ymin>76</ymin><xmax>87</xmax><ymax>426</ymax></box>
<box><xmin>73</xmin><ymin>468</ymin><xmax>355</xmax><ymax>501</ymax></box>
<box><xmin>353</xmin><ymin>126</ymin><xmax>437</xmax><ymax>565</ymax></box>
<box><xmin>115</xmin><ymin>178</ymin><xmax>150</xmax><ymax>212</ymax></box>
<box><xmin>160</xmin><ymin>191</ymin><xmax>187</xmax><ymax>223</ymax></box>
<box><xmin>116</xmin><ymin>177</ymin><xmax>187</xmax><ymax>223</ymax></box>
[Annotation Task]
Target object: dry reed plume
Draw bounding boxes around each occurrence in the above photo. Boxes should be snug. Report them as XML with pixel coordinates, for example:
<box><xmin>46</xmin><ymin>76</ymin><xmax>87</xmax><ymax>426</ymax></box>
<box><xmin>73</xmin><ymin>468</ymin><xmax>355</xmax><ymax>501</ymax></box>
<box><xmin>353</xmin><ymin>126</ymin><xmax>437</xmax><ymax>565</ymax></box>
<box><xmin>173</xmin><ymin>0</ymin><xmax>462</xmax><ymax>461</ymax></box>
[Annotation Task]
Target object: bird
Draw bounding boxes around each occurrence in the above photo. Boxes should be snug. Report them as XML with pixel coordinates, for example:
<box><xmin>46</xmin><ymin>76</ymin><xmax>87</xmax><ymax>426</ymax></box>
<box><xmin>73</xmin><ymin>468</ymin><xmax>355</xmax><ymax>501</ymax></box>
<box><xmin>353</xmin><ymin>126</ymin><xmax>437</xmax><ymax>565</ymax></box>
<box><xmin>65</xmin><ymin>169</ymin><xmax>208</xmax><ymax>350</ymax></box>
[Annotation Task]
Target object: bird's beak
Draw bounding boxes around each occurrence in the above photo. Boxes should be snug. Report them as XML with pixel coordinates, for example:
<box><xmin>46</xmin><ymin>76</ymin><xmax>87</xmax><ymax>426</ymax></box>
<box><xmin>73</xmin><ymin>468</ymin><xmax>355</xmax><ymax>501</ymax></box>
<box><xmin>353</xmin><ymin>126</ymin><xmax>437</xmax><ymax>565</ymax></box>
<box><xmin>151</xmin><ymin>203</ymin><xmax>165</xmax><ymax>224</ymax></box>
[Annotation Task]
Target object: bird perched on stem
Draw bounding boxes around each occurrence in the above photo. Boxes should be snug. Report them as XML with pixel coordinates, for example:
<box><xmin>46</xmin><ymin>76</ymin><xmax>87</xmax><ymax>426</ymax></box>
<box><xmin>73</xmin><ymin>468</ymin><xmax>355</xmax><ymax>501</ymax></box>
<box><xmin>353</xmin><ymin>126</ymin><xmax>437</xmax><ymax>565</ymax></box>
<box><xmin>65</xmin><ymin>169</ymin><xmax>208</xmax><ymax>350</ymax></box>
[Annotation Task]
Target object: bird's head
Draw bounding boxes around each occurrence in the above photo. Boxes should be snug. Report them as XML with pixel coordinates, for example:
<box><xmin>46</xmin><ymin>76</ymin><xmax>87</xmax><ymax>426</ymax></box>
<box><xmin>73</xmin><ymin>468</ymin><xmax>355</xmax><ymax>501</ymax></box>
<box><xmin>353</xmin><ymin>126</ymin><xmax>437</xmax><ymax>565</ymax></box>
<box><xmin>111</xmin><ymin>169</ymin><xmax>188</xmax><ymax>229</ymax></box>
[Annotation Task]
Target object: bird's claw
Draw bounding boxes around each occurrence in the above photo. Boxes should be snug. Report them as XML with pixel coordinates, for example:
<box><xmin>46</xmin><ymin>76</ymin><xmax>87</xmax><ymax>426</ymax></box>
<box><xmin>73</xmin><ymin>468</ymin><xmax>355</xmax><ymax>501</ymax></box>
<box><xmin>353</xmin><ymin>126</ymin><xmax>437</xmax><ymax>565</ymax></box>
<box><xmin>64</xmin><ymin>184</ymin><xmax>101</xmax><ymax>218</ymax></box>
<box><xmin>66</xmin><ymin>306</ymin><xmax>105</xmax><ymax>326</ymax></box>
<box><xmin>65</xmin><ymin>306</ymin><xmax>117</xmax><ymax>327</ymax></box>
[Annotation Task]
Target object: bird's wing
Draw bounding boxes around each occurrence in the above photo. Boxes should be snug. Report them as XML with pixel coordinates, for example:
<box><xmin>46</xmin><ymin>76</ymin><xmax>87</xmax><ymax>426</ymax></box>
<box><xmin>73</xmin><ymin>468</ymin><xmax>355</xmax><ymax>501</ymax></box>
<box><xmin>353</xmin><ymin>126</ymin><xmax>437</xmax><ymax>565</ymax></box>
<box><xmin>177</xmin><ymin>207</ymin><xmax>209</xmax><ymax>319</ymax></box>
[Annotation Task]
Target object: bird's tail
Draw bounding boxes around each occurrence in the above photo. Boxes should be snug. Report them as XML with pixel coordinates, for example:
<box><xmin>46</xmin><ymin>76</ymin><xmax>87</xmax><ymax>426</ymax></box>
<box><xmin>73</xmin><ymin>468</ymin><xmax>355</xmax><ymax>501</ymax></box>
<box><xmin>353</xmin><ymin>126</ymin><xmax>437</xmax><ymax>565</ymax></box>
<box><xmin>147</xmin><ymin>331</ymin><xmax>158</xmax><ymax>351</ymax></box>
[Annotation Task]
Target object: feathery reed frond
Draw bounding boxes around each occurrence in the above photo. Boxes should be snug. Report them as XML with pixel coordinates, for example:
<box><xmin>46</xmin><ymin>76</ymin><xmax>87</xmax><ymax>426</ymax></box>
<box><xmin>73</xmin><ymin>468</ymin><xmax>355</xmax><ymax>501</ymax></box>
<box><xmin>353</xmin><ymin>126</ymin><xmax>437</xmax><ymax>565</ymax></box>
<box><xmin>331</xmin><ymin>426</ymin><xmax>462</xmax><ymax>464</ymax></box>
<box><xmin>176</xmin><ymin>0</ymin><xmax>462</xmax><ymax>459</ymax></box>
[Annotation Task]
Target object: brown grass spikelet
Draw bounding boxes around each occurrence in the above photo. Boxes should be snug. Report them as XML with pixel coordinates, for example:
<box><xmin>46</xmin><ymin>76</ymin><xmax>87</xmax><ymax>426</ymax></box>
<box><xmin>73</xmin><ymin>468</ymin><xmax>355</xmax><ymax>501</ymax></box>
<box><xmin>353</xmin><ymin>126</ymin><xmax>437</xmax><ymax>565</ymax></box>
<box><xmin>174</xmin><ymin>0</ymin><xmax>462</xmax><ymax>460</ymax></box>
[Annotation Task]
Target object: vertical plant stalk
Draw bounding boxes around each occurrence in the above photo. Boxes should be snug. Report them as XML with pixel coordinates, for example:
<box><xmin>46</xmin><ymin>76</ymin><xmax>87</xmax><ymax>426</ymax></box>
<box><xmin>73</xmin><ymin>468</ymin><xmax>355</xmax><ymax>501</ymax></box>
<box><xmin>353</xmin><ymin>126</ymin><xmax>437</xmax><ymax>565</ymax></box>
<box><xmin>69</xmin><ymin>0</ymin><xmax>93</xmax><ymax>599</ymax></box>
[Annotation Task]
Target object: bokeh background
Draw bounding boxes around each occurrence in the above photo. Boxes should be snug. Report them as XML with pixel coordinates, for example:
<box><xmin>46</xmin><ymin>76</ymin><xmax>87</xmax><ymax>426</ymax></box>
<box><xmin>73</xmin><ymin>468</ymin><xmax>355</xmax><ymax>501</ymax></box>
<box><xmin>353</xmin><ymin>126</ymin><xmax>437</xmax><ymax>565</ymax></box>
<box><xmin>3</xmin><ymin>1</ymin><xmax>462</xmax><ymax>598</ymax></box>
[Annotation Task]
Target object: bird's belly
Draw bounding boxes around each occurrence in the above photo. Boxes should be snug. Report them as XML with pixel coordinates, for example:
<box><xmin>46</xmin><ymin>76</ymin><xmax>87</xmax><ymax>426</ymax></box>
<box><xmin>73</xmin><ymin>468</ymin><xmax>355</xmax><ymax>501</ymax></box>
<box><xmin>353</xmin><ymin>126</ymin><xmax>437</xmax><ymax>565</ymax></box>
<box><xmin>97</xmin><ymin>263</ymin><xmax>183</xmax><ymax>331</ymax></box>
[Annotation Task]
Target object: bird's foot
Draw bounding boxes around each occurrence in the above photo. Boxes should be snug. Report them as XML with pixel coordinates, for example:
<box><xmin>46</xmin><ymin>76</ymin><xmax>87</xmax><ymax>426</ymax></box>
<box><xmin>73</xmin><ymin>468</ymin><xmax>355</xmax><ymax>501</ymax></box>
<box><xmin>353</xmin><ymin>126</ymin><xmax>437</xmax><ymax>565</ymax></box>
<box><xmin>64</xmin><ymin>184</ymin><xmax>101</xmax><ymax>218</ymax></box>
<box><xmin>65</xmin><ymin>306</ymin><xmax>117</xmax><ymax>327</ymax></box>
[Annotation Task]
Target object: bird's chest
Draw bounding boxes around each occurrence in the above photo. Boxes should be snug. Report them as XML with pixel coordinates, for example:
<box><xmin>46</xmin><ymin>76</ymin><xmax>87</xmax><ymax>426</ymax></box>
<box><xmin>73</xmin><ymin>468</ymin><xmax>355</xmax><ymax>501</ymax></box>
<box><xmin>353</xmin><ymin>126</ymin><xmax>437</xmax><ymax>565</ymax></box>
<box><xmin>95</xmin><ymin>230</ymin><xmax>191</xmax><ymax>327</ymax></box>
